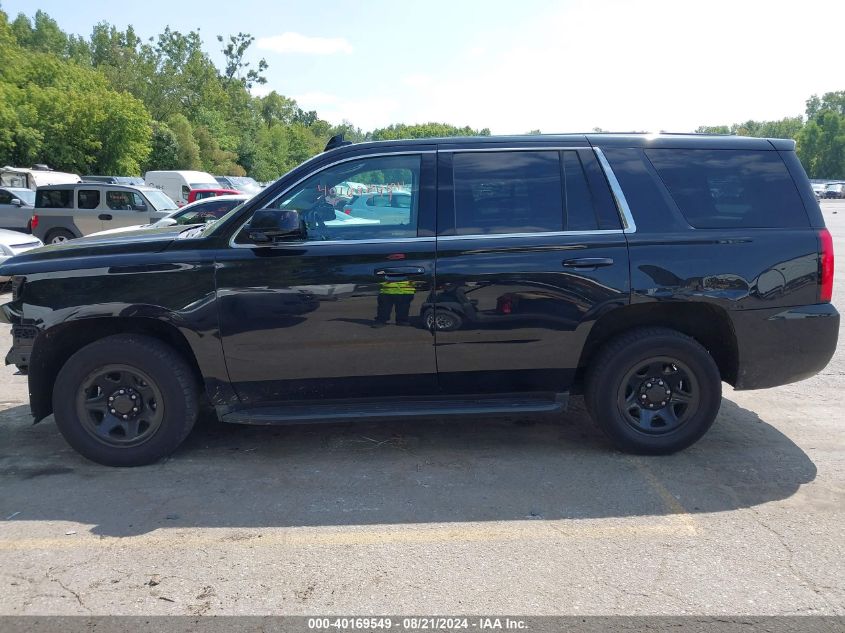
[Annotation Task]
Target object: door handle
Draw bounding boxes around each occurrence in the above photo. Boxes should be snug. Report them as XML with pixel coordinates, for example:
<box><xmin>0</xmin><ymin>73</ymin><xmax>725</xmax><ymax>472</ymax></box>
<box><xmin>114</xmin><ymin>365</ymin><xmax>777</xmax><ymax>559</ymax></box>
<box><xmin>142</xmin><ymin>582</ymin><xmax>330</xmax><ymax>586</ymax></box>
<box><xmin>99</xmin><ymin>214</ymin><xmax>112</xmax><ymax>221</ymax></box>
<box><xmin>562</xmin><ymin>257</ymin><xmax>614</xmax><ymax>269</ymax></box>
<box><xmin>375</xmin><ymin>266</ymin><xmax>426</xmax><ymax>276</ymax></box>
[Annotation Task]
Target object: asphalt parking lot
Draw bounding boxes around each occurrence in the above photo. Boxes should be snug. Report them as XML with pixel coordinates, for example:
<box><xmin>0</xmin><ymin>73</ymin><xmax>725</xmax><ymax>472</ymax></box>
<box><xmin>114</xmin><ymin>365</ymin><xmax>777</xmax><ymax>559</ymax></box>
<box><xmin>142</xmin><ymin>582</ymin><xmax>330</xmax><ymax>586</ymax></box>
<box><xmin>0</xmin><ymin>203</ymin><xmax>843</xmax><ymax>616</ymax></box>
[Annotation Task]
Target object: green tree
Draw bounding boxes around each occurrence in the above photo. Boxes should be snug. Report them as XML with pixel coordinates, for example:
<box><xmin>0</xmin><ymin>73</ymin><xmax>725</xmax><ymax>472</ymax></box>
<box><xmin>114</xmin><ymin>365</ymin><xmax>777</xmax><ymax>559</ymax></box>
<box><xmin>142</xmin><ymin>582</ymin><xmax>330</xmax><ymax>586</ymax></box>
<box><xmin>798</xmin><ymin>111</ymin><xmax>845</xmax><ymax>179</ymax></box>
<box><xmin>167</xmin><ymin>114</ymin><xmax>201</xmax><ymax>170</ymax></box>
<box><xmin>218</xmin><ymin>32</ymin><xmax>267</xmax><ymax>89</ymax></box>
<box><xmin>371</xmin><ymin>122</ymin><xmax>491</xmax><ymax>140</ymax></box>
<box><xmin>146</xmin><ymin>121</ymin><xmax>180</xmax><ymax>171</ymax></box>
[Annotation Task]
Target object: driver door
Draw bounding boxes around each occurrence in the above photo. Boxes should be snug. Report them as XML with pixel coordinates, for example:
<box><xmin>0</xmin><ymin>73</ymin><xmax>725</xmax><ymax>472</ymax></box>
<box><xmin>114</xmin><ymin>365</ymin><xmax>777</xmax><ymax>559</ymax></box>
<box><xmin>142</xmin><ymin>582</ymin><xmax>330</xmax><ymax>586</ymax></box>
<box><xmin>216</xmin><ymin>149</ymin><xmax>438</xmax><ymax>405</ymax></box>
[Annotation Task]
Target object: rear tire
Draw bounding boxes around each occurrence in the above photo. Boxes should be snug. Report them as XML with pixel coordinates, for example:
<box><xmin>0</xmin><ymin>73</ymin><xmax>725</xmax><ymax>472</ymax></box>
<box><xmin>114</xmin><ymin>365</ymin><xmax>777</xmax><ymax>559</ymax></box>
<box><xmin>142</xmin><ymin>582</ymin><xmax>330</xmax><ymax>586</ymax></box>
<box><xmin>585</xmin><ymin>327</ymin><xmax>722</xmax><ymax>454</ymax></box>
<box><xmin>45</xmin><ymin>228</ymin><xmax>74</xmax><ymax>244</ymax></box>
<box><xmin>52</xmin><ymin>335</ymin><xmax>198</xmax><ymax>466</ymax></box>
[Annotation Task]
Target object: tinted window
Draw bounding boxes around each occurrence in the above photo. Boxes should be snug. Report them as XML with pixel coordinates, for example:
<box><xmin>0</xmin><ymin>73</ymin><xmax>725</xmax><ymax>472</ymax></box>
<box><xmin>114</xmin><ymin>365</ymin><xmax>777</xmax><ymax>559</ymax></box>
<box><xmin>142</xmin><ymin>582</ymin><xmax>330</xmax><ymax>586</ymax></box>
<box><xmin>78</xmin><ymin>189</ymin><xmax>100</xmax><ymax>209</ymax></box>
<box><xmin>240</xmin><ymin>154</ymin><xmax>421</xmax><ymax>243</ymax></box>
<box><xmin>646</xmin><ymin>149</ymin><xmax>808</xmax><ymax>228</ymax></box>
<box><xmin>562</xmin><ymin>151</ymin><xmax>598</xmax><ymax>231</ymax></box>
<box><xmin>0</xmin><ymin>190</ymin><xmax>11</xmax><ymax>204</ymax></box>
<box><xmin>453</xmin><ymin>151</ymin><xmax>563</xmax><ymax>235</ymax></box>
<box><xmin>35</xmin><ymin>189</ymin><xmax>73</xmax><ymax>208</ymax></box>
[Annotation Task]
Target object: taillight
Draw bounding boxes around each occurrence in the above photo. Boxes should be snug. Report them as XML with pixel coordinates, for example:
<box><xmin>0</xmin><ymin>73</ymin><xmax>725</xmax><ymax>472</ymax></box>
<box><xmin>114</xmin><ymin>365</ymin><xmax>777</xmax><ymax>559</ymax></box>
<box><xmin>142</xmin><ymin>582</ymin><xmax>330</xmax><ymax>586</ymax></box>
<box><xmin>343</xmin><ymin>208</ymin><xmax>351</xmax><ymax>215</ymax></box>
<box><xmin>31</xmin><ymin>214</ymin><xmax>38</xmax><ymax>229</ymax></box>
<box><xmin>819</xmin><ymin>228</ymin><xmax>834</xmax><ymax>302</ymax></box>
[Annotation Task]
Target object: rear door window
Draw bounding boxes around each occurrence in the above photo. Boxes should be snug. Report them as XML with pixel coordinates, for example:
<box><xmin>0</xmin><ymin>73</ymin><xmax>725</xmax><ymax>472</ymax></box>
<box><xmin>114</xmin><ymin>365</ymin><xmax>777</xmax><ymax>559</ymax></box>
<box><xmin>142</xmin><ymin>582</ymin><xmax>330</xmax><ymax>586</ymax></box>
<box><xmin>452</xmin><ymin>151</ymin><xmax>563</xmax><ymax>235</ymax></box>
<box><xmin>645</xmin><ymin>149</ymin><xmax>808</xmax><ymax>228</ymax></box>
<box><xmin>78</xmin><ymin>190</ymin><xmax>100</xmax><ymax>209</ymax></box>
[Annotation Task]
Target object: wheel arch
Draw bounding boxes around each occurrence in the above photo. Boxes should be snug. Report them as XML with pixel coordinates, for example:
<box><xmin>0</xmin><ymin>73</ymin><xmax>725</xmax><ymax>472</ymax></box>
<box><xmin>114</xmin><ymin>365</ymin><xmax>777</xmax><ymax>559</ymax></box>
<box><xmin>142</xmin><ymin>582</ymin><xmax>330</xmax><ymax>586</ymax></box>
<box><xmin>29</xmin><ymin>317</ymin><xmax>204</xmax><ymax>422</ymax></box>
<box><xmin>576</xmin><ymin>301</ymin><xmax>738</xmax><ymax>390</ymax></box>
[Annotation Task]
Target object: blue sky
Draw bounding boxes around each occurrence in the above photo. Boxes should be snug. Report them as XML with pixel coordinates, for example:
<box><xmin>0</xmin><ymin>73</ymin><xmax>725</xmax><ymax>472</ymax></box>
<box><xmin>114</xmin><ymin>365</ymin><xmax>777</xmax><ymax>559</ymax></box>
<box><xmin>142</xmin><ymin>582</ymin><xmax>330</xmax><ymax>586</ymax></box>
<box><xmin>5</xmin><ymin>0</ymin><xmax>845</xmax><ymax>133</ymax></box>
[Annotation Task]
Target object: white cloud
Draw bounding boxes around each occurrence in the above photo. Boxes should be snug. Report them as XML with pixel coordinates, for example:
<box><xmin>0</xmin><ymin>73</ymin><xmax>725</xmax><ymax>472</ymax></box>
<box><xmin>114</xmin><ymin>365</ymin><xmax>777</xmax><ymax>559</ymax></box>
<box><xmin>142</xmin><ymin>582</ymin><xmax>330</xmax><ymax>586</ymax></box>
<box><xmin>466</xmin><ymin>46</ymin><xmax>486</xmax><ymax>60</ymax></box>
<box><xmin>249</xmin><ymin>84</ymin><xmax>272</xmax><ymax>98</ymax></box>
<box><xmin>388</xmin><ymin>0</ymin><xmax>845</xmax><ymax>134</ymax></box>
<box><xmin>401</xmin><ymin>74</ymin><xmax>433</xmax><ymax>89</ymax></box>
<box><xmin>256</xmin><ymin>32</ymin><xmax>353</xmax><ymax>55</ymax></box>
<box><xmin>293</xmin><ymin>91</ymin><xmax>340</xmax><ymax>106</ymax></box>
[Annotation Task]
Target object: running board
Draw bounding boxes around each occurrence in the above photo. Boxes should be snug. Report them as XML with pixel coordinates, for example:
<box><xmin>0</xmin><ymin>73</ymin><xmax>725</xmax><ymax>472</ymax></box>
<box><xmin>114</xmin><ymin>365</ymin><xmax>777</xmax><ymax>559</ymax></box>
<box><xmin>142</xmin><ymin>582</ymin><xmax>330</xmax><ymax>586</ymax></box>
<box><xmin>221</xmin><ymin>394</ymin><xmax>569</xmax><ymax>426</ymax></box>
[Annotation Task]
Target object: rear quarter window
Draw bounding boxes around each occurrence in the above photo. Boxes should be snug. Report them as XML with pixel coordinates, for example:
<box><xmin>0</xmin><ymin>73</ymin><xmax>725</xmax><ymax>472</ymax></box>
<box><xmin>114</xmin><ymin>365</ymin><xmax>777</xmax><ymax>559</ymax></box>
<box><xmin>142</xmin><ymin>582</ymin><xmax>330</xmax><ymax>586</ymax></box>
<box><xmin>645</xmin><ymin>149</ymin><xmax>808</xmax><ymax>229</ymax></box>
<box><xmin>34</xmin><ymin>189</ymin><xmax>74</xmax><ymax>209</ymax></box>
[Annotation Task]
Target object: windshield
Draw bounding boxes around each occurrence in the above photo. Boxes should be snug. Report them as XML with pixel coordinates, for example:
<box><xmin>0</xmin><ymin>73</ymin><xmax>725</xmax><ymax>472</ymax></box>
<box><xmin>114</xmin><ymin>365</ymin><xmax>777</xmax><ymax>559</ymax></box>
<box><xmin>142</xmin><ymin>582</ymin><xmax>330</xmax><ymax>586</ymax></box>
<box><xmin>143</xmin><ymin>190</ymin><xmax>179</xmax><ymax>211</ymax></box>
<box><xmin>227</xmin><ymin>177</ymin><xmax>262</xmax><ymax>194</ymax></box>
<box><xmin>198</xmin><ymin>203</ymin><xmax>246</xmax><ymax>237</ymax></box>
<box><xmin>174</xmin><ymin>200</ymin><xmax>243</xmax><ymax>225</ymax></box>
<box><xmin>13</xmin><ymin>189</ymin><xmax>35</xmax><ymax>205</ymax></box>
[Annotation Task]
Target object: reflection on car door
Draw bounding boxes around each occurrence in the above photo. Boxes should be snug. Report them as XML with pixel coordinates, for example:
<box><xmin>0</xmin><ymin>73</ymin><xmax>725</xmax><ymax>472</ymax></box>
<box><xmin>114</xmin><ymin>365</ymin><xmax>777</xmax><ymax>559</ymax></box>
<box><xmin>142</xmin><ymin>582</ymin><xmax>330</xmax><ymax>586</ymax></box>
<box><xmin>216</xmin><ymin>149</ymin><xmax>439</xmax><ymax>405</ymax></box>
<box><xmin>432</xmin><ymin>146</ymin><xmax>631</xmax><ymax>394</ymax></box>
<box><xmin>0</xmin><ymin>190</ymin><xmax>30</xmax><ymax>232</ymax></box>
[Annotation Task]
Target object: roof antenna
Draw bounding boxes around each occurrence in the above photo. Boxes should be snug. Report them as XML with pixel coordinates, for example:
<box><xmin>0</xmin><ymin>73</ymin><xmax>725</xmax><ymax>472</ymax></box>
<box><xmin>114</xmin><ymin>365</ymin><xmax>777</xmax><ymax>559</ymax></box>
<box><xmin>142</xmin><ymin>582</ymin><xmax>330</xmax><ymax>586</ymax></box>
<box><xmin>324</xmin><ymin>133</ymin><xmax>352</xmax><ymax>152</ymax></box>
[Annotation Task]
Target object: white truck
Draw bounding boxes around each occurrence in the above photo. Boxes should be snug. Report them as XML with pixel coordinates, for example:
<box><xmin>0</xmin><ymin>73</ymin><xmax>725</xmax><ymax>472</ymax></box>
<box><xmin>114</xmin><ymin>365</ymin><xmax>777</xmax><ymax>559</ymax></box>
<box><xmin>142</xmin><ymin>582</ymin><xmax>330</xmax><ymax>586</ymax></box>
<box><xmin>0</xmin><ymin>165</ymin><xmax>81</xmax><ymax>190</ymax></box>
<box><xmin>144</xmin><ymin>170</ymin><xmax>218</xmax><ymax>207</ymax></box>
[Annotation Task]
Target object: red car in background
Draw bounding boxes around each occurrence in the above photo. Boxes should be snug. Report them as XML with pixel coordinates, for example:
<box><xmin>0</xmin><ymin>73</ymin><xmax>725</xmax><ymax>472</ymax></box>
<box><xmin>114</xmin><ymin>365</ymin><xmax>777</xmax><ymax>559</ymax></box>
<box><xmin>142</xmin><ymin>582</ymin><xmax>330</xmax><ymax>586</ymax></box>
<box><xmin>187</xmin><ymin>188</ymin><xmax>240</xmax><ymax>203</ymax></box>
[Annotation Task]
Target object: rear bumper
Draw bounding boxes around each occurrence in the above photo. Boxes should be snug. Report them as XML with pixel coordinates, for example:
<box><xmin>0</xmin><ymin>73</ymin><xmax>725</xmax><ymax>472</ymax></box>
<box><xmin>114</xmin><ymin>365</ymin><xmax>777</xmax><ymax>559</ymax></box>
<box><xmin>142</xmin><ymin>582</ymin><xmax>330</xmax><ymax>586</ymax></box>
<box><xmin>731</xmin><ymin>303</ymin><xmax>839</xmax><ymax>390</ymax></box>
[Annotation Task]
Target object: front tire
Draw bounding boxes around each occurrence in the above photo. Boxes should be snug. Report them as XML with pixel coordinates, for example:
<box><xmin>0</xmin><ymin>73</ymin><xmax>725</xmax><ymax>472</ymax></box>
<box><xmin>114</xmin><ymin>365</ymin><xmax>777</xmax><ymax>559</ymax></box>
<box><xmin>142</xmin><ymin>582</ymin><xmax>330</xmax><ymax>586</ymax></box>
<box><xmin>585</xmin><ymin>327</ymin><xmax>722</xmax><ymax>454</ymax></box>
<box><xmin>52</xmin><ymin>335</ymin><xmax>199</xmax><ymax>466</ymax></box>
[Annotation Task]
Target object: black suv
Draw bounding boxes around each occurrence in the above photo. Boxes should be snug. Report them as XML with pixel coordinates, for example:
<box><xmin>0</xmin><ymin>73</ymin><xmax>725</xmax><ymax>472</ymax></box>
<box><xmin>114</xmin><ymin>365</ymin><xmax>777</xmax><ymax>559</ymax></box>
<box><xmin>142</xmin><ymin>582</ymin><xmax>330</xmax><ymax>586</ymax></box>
<box><xmin>0</xmin><ymin>134</ymin><xmax>838</xmax><ymax>466</ymax></box>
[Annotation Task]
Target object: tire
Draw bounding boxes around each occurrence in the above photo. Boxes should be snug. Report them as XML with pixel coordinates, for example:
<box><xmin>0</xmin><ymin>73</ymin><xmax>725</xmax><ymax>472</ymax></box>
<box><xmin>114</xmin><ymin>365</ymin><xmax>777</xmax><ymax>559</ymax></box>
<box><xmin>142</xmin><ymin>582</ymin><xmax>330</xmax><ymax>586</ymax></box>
<box><xmin>45</xmin><ymin>228</ymin><xmax>75</xmax><ymax>244</ymax></box>
<box><xmin>585</xmin><ymin>327</ymin><xmax>722</xmax><ymax>454</ymax></box>
<box><xmin>52</xmin><ymin>334</ymin><xmax>199</xmax><ymax>466</ymax></box>
<box><xmin>424</xmin><ymin>309</ymin><xmax>463</xmax><ymax>331</ymax></box>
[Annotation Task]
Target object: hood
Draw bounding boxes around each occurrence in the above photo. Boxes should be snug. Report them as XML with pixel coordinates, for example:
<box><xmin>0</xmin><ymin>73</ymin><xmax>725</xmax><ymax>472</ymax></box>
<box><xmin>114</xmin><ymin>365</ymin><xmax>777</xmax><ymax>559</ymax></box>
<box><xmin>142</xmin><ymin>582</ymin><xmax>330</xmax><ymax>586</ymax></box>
<box><xmin>0</xmin><ymin>225</ymin><xmax>193</xmax><ymax>276</ymax></box>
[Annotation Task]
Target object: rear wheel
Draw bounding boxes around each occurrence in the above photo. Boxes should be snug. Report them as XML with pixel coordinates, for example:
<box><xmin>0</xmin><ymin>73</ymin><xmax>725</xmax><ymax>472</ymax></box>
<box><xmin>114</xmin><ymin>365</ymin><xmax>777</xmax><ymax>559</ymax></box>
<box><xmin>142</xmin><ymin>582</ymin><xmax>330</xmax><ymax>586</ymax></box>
<box><xmin>585</xmin><ymin>327</ymin><xmax>722</xmax><ymax>454</ymax></box>
<box><xmin>52</xmin><ymin>335</ymin><xmax>198</xmax><ymax>466</ymax></box>
<box><xmin>45</xmin><ymin>229</ymin><xmax>74</xmax><ymax>244</ymax></box>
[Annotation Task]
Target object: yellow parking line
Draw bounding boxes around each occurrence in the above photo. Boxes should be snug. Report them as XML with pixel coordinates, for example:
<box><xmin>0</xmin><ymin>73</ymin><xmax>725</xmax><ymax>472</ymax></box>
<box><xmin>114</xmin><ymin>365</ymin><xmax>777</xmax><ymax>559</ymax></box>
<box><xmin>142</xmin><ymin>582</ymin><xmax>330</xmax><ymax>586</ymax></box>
<box><xmin>628</xmin><ymin>457</ymin><xmax>698</xmax><ymax>534</ymax></box>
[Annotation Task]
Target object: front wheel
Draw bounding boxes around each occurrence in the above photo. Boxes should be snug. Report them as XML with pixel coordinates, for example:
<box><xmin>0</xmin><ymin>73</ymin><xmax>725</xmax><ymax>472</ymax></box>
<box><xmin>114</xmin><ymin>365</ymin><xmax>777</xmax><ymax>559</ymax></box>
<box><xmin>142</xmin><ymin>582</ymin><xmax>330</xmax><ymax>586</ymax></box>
<box><xmin>585</xmin><ymin>327</ymin><xmax>722</xmax><ymax>454</ymax></box>
<box><xmin>52</xmin><ymin>335</ymin><xmax>199</xmax><ymax>466</ymax></box>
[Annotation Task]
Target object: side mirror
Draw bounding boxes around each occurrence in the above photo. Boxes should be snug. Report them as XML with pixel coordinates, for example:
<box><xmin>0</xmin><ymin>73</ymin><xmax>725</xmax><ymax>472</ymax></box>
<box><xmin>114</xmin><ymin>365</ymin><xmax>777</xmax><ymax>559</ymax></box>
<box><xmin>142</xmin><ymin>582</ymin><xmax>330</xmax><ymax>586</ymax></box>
<box><xmin>11</xmin><ymin>199</ymin><xmax>22</xmax><ymax>207</ymax></box>
<box><xmin>156</xmin><ymin>217</ymin><xmax>178</xmax><ymax>227</ymax></box>
<box><xmin>246</xmin><ymin>209</ymin><xmax>305</xmax><ymax>243</ymax></box>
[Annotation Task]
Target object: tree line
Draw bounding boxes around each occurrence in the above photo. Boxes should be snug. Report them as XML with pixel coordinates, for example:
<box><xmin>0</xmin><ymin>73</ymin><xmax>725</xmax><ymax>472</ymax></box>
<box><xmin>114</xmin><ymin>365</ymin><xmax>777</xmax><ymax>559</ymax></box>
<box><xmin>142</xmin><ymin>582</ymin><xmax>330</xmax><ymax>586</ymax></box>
<box><xmin>696</xmin><ymin>92</ymin><xmax>845</xmax><ymax>179</ymax></box>
<box><xmin>0</xmin><ymin>8</ymin><xmax>489</xmax><ymax>182</ymax></box>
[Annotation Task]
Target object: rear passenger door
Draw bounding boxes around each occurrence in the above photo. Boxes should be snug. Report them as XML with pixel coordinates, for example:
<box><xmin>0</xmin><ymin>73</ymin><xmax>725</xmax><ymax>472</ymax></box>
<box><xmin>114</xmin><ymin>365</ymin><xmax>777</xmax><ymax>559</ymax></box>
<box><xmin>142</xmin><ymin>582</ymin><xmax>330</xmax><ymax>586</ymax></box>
<box><xmin>75</xmin><ymin>188</ymin><xmax>106</xmax><ymax>235</ymax></box>
<box><xmin>433</xmin><ymin>146</ymin><xmax>630</xmax><ymax>394</ymax></box>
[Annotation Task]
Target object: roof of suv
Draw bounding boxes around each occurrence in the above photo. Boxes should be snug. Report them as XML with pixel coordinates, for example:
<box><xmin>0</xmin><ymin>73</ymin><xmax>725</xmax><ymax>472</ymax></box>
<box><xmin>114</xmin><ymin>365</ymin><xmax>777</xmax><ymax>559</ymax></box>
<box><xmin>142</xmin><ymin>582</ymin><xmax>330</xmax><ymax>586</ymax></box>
<box><xmin>324</xmin><ymin>133</ymin><xmax>795</xmax><ymax>156</ymax></box>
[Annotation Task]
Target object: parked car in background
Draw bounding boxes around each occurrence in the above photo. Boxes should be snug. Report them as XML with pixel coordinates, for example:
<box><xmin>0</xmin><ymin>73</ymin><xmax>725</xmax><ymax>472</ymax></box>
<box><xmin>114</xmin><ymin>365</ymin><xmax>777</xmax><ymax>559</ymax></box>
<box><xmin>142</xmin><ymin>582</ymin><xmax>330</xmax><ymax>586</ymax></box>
<box><xmin>31</xmin><ymin>183</ymin><xmax>179</xmax><ymax>244</ymax></box>
<box><xmin>0</xmin><ymin>165</ymin><xmax>80</xmax><ymax>190</ymax></box>
<box><xmin>0</xmin><ymin>229</ymin><xmax>42</xmax><ymax>279</ymax></box>
<box><xmin>187</xmin><ymin>188</ymin><xmax>240</xmax><ymax>203</ymax></box>
<box><xmin>811</xmin><ymin>182</ymin><xmax>826</xmax><ymax>200</ymax></box>
<box><xmin>0</xmin><ymin>187</ymin><xmax>36</xmax><ymax>232</ymax></box>
<box><xmin>145</xmin><ymin>170</ymin><xmax>218</xmax><ymax>207</ymax></box>
<box><xmin>823</xmin><ymin>182</ymin><xmax>845</xmax><ymax>199</ymax></box>
<box><xmin>88</xmin><ymin>194</ymin><xmax>249</xmax><ymax>236</ymax></box>
<box><xmin>83</xmin><ymin>176</ymin><xmax>145</xmax><ymax>186</ymax></box>
<box><xmin>215</xmin><ymin>175</ymin><xmax>263</xmax><ymax>195</ymax></box>
<box><xmin>341</xmin><ymin>188</ymin><xmax>413</xmax><ymax>225</ymax></box>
